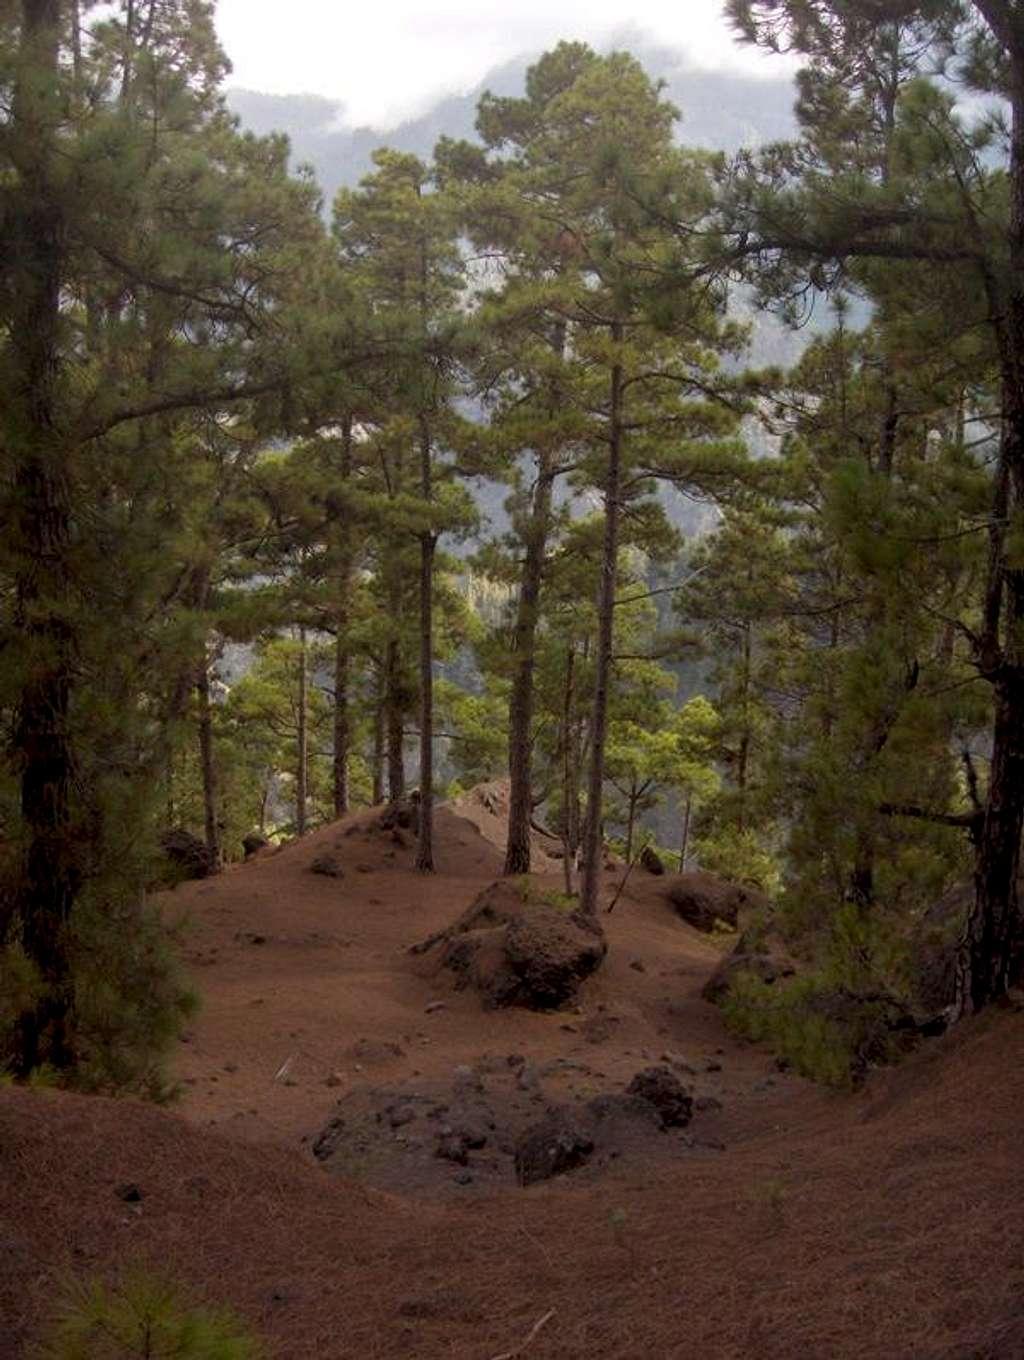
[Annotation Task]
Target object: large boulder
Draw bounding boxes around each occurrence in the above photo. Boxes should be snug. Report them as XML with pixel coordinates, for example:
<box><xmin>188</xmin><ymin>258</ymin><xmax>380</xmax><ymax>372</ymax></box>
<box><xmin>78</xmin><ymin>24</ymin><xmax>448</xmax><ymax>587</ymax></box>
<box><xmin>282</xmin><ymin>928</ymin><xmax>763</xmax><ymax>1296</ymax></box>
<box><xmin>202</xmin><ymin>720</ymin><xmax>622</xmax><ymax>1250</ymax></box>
<box><xmin>638</xmin><ymin>845</ymin><xmax>665</xmax><ymax>876</ymax></box>
<box><xmin>665</xmin><ymin>872</ymin><xmax>769</xmax><ymax>933</ymax></box>
<box><xmin>424</xmin><ymin>880</ymin><xmax>607</xmax><ymax>1011</ymax></box>
<box><xmin>159</xmin><ymin>828</ymin><xmax>216</xmax><ymax>881</ymax></box>
<box><xmin>702</xmin><ymin>925</ymin><xmax>795</xmax><ymax>1005</ymax></box>
<box><xmin>625</xmin><ymin>1065</ymin><xmax>693</xmax><ymax>1128</ymax></box>
<box><xmin>514</xmin><ymin>1115</ymin><xmax>594</xmax><ymax>1186</ymax></box>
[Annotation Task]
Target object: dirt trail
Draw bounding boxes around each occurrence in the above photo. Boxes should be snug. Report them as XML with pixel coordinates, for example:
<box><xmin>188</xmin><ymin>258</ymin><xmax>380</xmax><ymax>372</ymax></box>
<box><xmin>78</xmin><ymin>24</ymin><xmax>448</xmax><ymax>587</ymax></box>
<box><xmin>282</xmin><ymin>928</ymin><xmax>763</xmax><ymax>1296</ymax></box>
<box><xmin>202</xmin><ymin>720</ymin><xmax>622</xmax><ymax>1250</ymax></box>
<box><xmin>2</xmin><ymin>795</ymin><xmax>1022</xmax><ymax>1359</ymax></box>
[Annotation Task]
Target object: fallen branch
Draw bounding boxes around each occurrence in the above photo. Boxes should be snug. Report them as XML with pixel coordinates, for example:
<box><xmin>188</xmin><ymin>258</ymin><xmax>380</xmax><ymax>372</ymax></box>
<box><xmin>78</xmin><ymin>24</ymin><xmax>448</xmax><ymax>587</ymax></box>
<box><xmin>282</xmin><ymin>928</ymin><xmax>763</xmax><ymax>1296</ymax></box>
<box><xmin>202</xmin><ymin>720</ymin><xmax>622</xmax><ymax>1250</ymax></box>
<box><xmin>488</xmin><ymin>1309</ymin><xmax>556</xmax><ymax>1360</ymax></box>
<box><xmin>606</xmin><ymin>854</ymin><xmax>640</xmax><ymax>914</ymax></box>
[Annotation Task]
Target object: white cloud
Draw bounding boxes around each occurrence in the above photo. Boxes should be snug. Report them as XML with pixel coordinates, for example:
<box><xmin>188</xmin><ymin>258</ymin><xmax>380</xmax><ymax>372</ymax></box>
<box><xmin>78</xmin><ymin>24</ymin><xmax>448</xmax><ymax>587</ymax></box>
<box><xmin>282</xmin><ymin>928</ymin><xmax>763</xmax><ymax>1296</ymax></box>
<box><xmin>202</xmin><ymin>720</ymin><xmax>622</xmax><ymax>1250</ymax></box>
<box><xmin>213</xmin><ymin>0</ymin><xmax>793</xmax><ymax>128</ymax></box>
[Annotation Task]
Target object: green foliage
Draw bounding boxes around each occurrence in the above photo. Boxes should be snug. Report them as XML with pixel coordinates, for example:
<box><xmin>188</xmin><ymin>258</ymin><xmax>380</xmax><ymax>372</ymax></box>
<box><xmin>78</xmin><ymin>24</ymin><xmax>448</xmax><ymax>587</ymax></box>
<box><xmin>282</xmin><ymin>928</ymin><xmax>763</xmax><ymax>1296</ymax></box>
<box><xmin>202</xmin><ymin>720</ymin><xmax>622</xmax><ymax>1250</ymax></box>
<box><xmin>67</xmin><ymin>889</ymin><xmax>198</xmax><ymax>1102</ymax></box>
<box><xmin>722</xmin><ymin>971</ymin><xmax>908</xmax><ymax>1088</ymax></box>
<box><xmin>695</xmin><ymin>825</ymin><xmax>783</xmax><ymax>897</ymax></box>
<box><xmin>34</xmin><ymin>1268</ymin><xmax>264</xmax><ymax>1360</ymax></box>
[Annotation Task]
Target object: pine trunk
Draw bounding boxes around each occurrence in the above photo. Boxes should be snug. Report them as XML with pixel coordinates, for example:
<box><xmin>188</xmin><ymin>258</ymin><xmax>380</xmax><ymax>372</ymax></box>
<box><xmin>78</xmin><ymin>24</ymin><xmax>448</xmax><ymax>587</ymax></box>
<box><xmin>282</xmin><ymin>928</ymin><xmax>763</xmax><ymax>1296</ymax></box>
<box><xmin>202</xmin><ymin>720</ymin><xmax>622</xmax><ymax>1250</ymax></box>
<box><xmin>332</xmin><ymin>416</ymin><xmax>354</xmax><ymax>819</ymax></box>
<box><xmin>333</xmin><ymin>632</ymin><xmax>349</xmax><ymax>818</ymax></box>
<box><xmin>296</xmin><ymin>627</ymin><xmax>309</xmax><ymax>837</ymax></box>
<box><xmin>196</xmin><ymin>648</ymin><xmax>222</xmax><ymax>872</ymax></box>
<box><xmin>957</xmin><ymin>47</ymin><xmax>1024</xmax><ymax>1011</ymax></box>
<box><xmin>580</xmin><ymin>323</ymin><xmax>624</xmax><ymax>918</ymax></box>
<box><xmin>385</xmin><ymin>634</ymin><xmax>405</xmax><ymax>803</ymax></box>
<box><xmin>504</xmin><ymin>459</ymin><xmax>556</xmax><ymax>875</ymax></box>
<box><xmin>9</xmin><ymin>0</ymin><xmax>77</xmax><ymax>1076</ymax></box>
<box><xmin>372</xmin><ymin>672</ymin><xmax>386</xmax><ymax>805</ymax></box>
<box><xmin>680</xmin><ymin>791</ymin><xmax>693</xmax><ymax>873</ymax></box>
<box><xmin>416</xmin><ymin>419</ymin><xmax>436</xmax><ymax>873</ymax></box>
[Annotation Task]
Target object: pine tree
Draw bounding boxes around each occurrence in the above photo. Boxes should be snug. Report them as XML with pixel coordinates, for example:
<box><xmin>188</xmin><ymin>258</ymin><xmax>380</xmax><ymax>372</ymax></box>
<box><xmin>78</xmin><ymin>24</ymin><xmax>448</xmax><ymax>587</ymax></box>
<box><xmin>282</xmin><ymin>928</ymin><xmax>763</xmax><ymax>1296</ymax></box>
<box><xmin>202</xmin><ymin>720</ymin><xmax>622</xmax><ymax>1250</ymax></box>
<box><xmin>724</xmin><ymin>0</ymin><xmax>1024</xmax><ymax>1010</ymax></box>
<box><xmin>0</xmin><ymin>0</ymin><xmax>326</xmax><ymax>1079</ymax></box>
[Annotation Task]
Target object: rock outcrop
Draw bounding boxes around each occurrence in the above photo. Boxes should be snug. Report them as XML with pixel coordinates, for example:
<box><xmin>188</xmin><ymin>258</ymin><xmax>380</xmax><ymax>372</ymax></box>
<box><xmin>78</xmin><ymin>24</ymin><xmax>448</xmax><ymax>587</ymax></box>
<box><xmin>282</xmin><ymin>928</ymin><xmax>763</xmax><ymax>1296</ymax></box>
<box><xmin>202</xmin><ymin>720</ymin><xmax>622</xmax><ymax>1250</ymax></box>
<box><xmin>414</xmin><ymin>880</ymin><xmax>607</xmax><ymax>1011</ymax></box>
<box><xmin>665</xmin><ymin>872</ymin><xmax>769</xmax><ymax>934</ymax></box>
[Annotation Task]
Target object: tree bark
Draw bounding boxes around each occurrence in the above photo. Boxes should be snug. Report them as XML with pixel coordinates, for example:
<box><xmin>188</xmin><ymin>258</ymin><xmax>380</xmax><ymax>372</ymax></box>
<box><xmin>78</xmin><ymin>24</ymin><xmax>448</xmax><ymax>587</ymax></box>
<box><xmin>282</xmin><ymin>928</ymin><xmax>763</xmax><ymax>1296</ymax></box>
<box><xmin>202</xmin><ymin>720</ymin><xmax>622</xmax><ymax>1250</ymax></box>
<box><xmin>332</xmin><ymin>416</ymin><xmax>354</xmax><ymax>819</ymax></box>
<box><xmin>372</xmin><ymin>668</ymin><xmax>386</xmax><ymax>805</ymax></box>
<box><xmin>333</xmin><ymin>631</ymin><xmax>350</xmax><ymax>818</ymax></box>
<box><xmin>680</xmin><ymin>790</ymin><xmax>693</xmax><ymax>873</ymax></box>
<box><xmin>957</xmin><ymin>15</ymin><xmax>1024</xmax><ymax>1010</ymax></box>
<box><xmin>580</xmin><ymin>322</ymin><xmax>625</xmax><ymax>918</ymax></box>
<box><xmin>296</xmin><ymin>626</ymin><xmax>309</xmax><ymax>837</ymax></box>
<box><xmin>416</xmin><ymin>415</ymin><xmax>436</xmax><ymax>873</ymax></box>
<box><xmin>196</xmin><ymin>644</ymin><xmax>222</xmax><ymax>872</ymax></box>
<box><xmin>385</xmin><ymin>633</ymin><xmax>405</xmax><ymax>803</ymax></box>
<box><xmin>8</xmin><ymin>0</ymin><xmax>77</xmax><ymax>1076</ymax></box>
<box><xmin>504</xmin><ymin>456</ymin><xmax>556</xmax><ymax>875</ymax></box>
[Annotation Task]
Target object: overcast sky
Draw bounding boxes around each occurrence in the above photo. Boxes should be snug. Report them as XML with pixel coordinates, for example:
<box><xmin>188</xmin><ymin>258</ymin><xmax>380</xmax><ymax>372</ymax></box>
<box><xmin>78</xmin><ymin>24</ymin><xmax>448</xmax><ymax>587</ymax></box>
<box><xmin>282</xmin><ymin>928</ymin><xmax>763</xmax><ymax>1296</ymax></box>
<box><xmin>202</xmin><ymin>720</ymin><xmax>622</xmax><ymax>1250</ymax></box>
<box><xmin>213</xmin><ymin>1</ymin><xmax>793</xmax><ymax>129</ymax></box>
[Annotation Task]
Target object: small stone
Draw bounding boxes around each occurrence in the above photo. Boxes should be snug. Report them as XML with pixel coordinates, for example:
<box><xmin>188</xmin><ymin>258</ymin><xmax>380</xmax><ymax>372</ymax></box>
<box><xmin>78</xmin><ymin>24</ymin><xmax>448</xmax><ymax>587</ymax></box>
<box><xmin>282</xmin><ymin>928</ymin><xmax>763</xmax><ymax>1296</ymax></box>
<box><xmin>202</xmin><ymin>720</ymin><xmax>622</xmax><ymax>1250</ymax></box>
<box><xmin>453</xmin><ymin>1170</ymin><xmax>474</xmax><ymax>1186</ymax></box>
<box><xmin>324</xmin><ymin>1073</ymin><xmax>343</xmax><ymax>1088</ymax></box>
<box><xmin>626</xmin><ymin>1066</ymin><xmax>693</xmax><ymax>1128</ymax></box>
<box><xmin>425</xmin><ymin>1001</ymin><xmax>447</xmax><ymax>1014</ymax></box>
<box><xmin>704</xmin><ymin>1060</ymin><xmax>723</xmax><ymax>1073</ymax></box>
<box><xmin>117</xmin><ymin>1184</ymin><xmax>143</xmax><ymax>1203</ymax></box>
<box><xmin>223</xmin><ymin>1062</ymin><xmax>239</xmax><ymax>1074</ymax></box>
<box><xmin>388</xmin><ymin>1106</ymin><xmax>416</xmax><ymax>1129</ymax></box>
<box><xmin>436</xmin><ymin>1131</ymin><xmax>471</xmax><ymax>1165</ymax></box>
<box><xmin>694</xmin><ymin>1096</ymin><xmax>723</xmax><ymax>1113</ymax></box>
<box><xmin>661</xmin><ymin>1051</ymin><xmax>697</xmax><ymax>1075</ymax></box>
<box><xmin>629</xmin><ymin>959</ymin><xmax>646</xmax><ymax>973</ymax></box>
<box><xmin>309</xmin><ymin>852</ymin><xmax>344</xmax><ymax>878</ymax></box>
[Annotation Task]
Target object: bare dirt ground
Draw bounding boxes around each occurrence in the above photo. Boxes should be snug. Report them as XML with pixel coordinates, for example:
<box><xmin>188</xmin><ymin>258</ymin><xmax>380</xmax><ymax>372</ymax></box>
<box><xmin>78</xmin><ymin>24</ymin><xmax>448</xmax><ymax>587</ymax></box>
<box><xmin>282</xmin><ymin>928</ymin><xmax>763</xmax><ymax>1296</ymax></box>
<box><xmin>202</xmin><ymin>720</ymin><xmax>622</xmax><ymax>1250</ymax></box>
<box><xmin>2</xmin><ymin>788</ymin><xmax>1023</xmax><ymax>1358</ymax></box>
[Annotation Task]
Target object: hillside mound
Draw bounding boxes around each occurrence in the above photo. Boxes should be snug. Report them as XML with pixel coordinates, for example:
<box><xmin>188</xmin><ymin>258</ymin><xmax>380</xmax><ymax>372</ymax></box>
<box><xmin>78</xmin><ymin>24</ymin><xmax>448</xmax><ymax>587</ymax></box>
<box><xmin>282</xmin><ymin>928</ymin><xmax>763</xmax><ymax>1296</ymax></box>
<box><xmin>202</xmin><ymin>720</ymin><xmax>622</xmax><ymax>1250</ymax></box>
<box><xmin>6</xmin><ymin>795</ymin><xmax>1019</xmax><ymax>1359</ymax></box>
<box><xmin>3</xmin><ymin>1012</ymin><xmax>1022</xmax><ymax>1359</ymax></box>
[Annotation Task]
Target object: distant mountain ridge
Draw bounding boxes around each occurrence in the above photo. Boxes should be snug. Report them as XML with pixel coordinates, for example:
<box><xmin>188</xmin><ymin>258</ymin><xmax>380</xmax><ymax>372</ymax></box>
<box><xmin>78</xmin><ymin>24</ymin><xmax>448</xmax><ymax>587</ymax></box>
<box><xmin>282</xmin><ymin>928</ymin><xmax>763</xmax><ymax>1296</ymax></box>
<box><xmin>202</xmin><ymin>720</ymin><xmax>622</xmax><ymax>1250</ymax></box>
<box><xmin>227</xmin><ymin>37</ymin><xmax>797</xmax><ymax>205</ymax></box>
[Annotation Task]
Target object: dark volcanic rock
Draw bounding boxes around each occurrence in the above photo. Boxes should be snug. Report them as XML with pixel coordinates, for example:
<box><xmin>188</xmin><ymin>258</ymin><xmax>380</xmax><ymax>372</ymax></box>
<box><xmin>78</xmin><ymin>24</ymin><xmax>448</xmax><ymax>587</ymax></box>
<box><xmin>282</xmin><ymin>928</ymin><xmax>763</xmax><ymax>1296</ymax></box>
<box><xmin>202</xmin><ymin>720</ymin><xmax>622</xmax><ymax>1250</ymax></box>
<box><xmin>626</xmin><ymin>1065</ymin><xmax>693</xmax><ymax>1128</ymax></box>
<box><xmin>666</xmin><ymin>872</ymin><xmax>769</xmax><ymax>933</ymax></box>
<box><xmin>514</xmin><ymin>1116</ymin><xmax>594</xmax><ymax>1186</ymax></box>
<box><xmin>309</xmin><ymin>851</ymin><xmax>344</xmax><ymax>878</ymax></box>
<box><xmin>312</xmin><ymin>1116</ymin><xmax>346</xmax><ymax>1162</ymax></box>
<box><xmin>437</xmin><ymin>881</ymin><xmax>606</xmax><ymax>1011</ymax></box>
<box><xmin>436</xmin><ymin>1130</ymin><xmax>471</xmax><ymax>1165</ymax></box>
<box><xmin>702</xmin><ymin>927</ymin><xmax>795</xmax><ymax>1005</ymax></box>
<box><xmin>587</xmin><ymin>1092</ymin><xmax>665</xmax><ymax>1129</ymax></box>
<box><xmin>159</xmin><ymin>828</ymin><xmax>216</xmax><ymax>881</ymax></box>
<box><xmin>502</xmin><ymin>908</ymin><xmax>606</xmax><ymax>1008</ymax></box>
<box><xmin>242</xmin><ymin>833</ymin><xmax>269</xmax><ymax>858</ymax></box>
<box><xmin>639</xmin><ymin>844</ymin><xmax>666</xmax><ymax>876</ymax></box>
<box><xmin>378</xmin><ymin>799</ymin><xmax>420</xmax><ymax>834</ymax></box>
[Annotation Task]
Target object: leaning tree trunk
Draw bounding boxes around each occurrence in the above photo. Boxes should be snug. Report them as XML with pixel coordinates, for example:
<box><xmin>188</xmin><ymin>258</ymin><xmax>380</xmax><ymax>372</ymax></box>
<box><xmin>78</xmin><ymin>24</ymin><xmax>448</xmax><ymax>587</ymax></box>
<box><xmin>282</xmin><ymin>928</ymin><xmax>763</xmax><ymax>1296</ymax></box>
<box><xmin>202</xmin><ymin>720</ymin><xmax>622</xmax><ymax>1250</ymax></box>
<box><xmin>504</xmin><ymin>457</ymin><xmax>556</xmax><ymax>875</ymax></box>
<box><xmin>580</xmin><ymin>323</ymin><xmax>624</xmax><ymax>918</ymax></box>
<box><xmin>8</xmin><ymin>0</ymin><xmax>77</xmax><ymax>1076</ymax></box>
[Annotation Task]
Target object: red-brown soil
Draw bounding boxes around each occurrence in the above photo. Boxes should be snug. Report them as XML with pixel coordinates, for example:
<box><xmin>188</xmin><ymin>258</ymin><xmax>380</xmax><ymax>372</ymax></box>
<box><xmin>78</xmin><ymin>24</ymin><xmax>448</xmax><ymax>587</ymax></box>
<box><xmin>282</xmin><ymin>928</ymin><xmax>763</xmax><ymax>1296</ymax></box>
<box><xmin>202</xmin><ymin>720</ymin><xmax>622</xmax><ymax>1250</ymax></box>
<box><xmin>2</xmin><ymin>790</ymin><xmax>1022</xmax><ymax>1358</ymax></box>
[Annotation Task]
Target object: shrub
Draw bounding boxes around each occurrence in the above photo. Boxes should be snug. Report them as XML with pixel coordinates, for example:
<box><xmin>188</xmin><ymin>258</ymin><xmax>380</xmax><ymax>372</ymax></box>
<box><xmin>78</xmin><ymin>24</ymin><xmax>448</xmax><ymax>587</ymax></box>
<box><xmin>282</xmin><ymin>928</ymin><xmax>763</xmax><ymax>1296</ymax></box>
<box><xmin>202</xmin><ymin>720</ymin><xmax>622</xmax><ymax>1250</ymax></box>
<box><xmin>693</xmin><ymin>825</ymin><xmax>782</xmax><ymax>897</ymax></box>
<box><xmin>34</xmin><ymin>1268</ymin><xmax>264</xmax><ymax>1360</ymax></box>
<box><xmin>721</xmin><ymin>970</ymin><xmax>911</xmax><ymax>1088</ymax></box>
